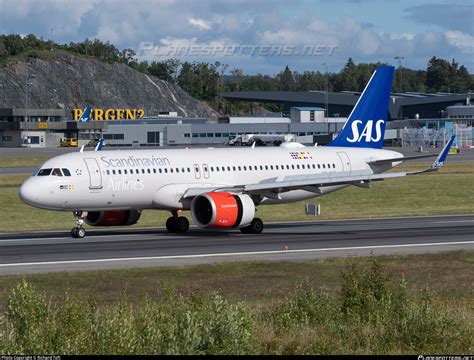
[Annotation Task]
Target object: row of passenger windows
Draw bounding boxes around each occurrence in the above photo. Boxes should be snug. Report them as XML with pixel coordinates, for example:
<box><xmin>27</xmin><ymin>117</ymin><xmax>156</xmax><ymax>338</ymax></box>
<box><xmin>35</xmin><ymin>168</ymin><xmax>71</xmax><ymax>177</ymax></box>
<box><xmin>105</xmin><ymin>162</ymin><xmax>337</xmax><ymax>175</ymax></box>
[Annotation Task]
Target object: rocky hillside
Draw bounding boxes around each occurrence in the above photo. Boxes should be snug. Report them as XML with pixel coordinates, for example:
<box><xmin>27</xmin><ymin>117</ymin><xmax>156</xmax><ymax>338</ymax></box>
<box><xmin>0</xmin><ymin>52</ymin><xmax>219</xmax><ymax>120</ymax></box>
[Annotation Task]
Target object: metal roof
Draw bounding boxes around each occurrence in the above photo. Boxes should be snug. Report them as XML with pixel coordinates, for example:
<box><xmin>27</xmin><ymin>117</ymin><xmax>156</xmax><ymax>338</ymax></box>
<box><xmin>292</xmin><ymin>106</ymin><xmax>325</xmax><ymax>111</ymax></box>
<box><xmin>220</xmin><ymin>91</ymin><xmax>471</xmax><ymax>119</ymax></box>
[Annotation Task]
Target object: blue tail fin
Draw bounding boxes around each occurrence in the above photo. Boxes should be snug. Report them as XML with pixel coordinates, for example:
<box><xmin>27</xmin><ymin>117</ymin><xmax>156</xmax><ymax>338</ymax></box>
<box><xmin>327</xmin><ymin>66</ymin><xmax>394</xmax><ymax>149</ymax></box>
<box><xmin>79</xmin><ymin>106</ymin><xmax>92</xmax><ymax>122</ymax></box>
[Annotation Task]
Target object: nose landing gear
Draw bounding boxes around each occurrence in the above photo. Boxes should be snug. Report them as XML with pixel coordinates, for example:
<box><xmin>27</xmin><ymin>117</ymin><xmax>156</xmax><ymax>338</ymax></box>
<box><xmin>71</xmin><ymin>211</ymin><xmax>86</xmax><ymax>238</ymax></box>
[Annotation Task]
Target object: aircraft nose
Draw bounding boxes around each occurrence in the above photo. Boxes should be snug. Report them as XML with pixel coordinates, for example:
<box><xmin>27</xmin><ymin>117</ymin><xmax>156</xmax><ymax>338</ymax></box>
<box><xmin>19</xmin><ymin>179</ymin><xmax>39</xmax><ymax>206</ymax></box>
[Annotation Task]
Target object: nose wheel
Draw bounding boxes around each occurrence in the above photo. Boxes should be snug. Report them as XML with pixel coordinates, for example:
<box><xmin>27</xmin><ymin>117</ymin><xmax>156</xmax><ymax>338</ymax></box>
<box><xmin>166</xmin><ymin>212</ymin><xmax>189</xmax><ymax>233</ymax></box>
<box><xmin>71</xmin><ymin>227</ymin><xmax>86</xmax><ymax>238</ymax></box>
<box><xmin>71</xmin><ymin>211</ymin><xmax>86</xmax><ymax>238</ymax></box>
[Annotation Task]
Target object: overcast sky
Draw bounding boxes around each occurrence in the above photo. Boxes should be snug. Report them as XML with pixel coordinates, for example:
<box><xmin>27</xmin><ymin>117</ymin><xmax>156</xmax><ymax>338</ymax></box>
<box><xmin>0</xmin><ymin>0</ymin><xmax>472</xmax><ymax>74</ymax></box>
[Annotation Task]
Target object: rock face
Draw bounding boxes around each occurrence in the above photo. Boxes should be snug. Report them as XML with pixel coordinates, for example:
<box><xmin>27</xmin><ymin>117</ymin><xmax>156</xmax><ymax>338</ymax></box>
<box><xmin>0</xmin><ymin>53</ymin><xmax>219</xmax><ymax>120</ymax></box>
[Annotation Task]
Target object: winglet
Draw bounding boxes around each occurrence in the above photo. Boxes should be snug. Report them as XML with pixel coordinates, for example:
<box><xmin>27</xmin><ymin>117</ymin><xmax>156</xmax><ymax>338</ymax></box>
<box><xmin>430</xmin><ymin>135</ymin><xmax>455</xmax><ymax>170</ymax></box>
<box><xmin>95</xmin><ymin>138</ymin><xmax>104</xmax><ymax>151</ymax></box>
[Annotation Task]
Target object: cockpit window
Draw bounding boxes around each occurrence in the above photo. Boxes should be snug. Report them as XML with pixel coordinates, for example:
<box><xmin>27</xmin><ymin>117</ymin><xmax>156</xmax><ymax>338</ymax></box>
<box><xmin>32</xmin><ymin>168</ymin><xmax>40</xmax><ymax>176</ymax></box>
<box><xmin>62</xmin><ymin>168</ymin><xmax>71</xmax><ymax>176</ymax></box>
<box><xmin>51</xmin><ymin>168</ymin><xmax>62</xmax><ymax>176</ymax></box>
<box><xmin>37</xmin><ymin>168</ymin><xmax>52</xmax><ymax>176</ymax></box>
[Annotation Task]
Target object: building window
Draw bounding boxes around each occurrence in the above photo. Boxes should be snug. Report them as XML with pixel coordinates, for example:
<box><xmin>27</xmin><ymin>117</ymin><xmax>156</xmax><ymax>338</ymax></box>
<box><xmin>147</xmin><ymin>131</ymin><xmax>160</xmax><ymax>144</ymax></box>
<box><xmin>310</xmin><ymin>110</ymin><xmax>315</xmax><ymax>122</ymax></box>
<box><xmin>2</xmin><ymin>136</ymin><xmax>12</xmax><ymax>142</ymax></box>
<box><xmin>184</xmin><ymin>133</ymin><xmax>190</xmax><ymax>138</ymax></box>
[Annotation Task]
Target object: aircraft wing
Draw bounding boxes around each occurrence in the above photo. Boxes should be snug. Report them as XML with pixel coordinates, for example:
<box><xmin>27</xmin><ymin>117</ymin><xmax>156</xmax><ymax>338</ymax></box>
<box><xmin>367</xmin><ymin>136</ymin><xmax>456</xmax><ymax>166</ymax></box>
<box><xmin>182</xmin><ymin>136</ymin><xmax>455</xmax><ymax>200</ymax></box>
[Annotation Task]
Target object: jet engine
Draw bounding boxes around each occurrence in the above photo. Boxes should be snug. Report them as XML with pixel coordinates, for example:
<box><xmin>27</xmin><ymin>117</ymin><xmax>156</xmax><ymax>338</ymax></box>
<box><xmin>191</xmin><ymin>192</ymin><xmax>255</xmax><ymax>228</ymax></box>
<box><xmin>84</xmin><ymin>210</ymin><xmax>141</xmax><ymax>226</ymax></box>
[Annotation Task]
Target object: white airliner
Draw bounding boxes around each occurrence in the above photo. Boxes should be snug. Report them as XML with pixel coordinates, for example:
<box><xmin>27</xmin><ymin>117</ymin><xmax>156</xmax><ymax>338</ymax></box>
<box><xmin>19</xmin><ymin>66</ymin><xmax>455</xmax><ymax>238</ymax></box>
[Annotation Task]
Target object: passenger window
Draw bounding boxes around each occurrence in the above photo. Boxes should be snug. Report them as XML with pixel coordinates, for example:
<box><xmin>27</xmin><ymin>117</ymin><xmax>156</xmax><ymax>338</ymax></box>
<box><xmin>275</xmin><ymin>165</ymin><xmax>279</xmax><ymax>170</ymax></box>
<box><xmin>233</xmin><ymin>166</ymin><xmax>236</xmax><ymax>171</ymax></box>
<box><xmin>118</xmin><ymin>170</ymin><xmax>122</xmax><ymax>175</ymax></box>
<box><xmin>296</xmin><ymin>165</ymin><xmax>300</xmax><ymax>169</ymax></box>
<box><xmin>291</xmin><ymin>165</ymin><xmax>295</xmax><ymax>169</ymax></box>
<box><xmin>238</xmin><ymin>166</ymin><xmax>241</xmax><ymax>171</ymax></box>
<box><xmin>318</xmin><ymin>164</ymin><xmax>321</xmax><ymax>169</ymax></box>
<box><xmin>113</xmin><ymin>170</ymin><xmax>116</xmax><ymax>175</ymax></box>
<box><xmin>62</xmin><ymin>168</ymin><xmax>71</xmax><ymax>176</ymax></box>
<box><xmin>124</xmin><ymin>169</ymin><xmax>128</xmax><ymax>174</ymax></box>
<box><xmin>286</xmin><ymin>165</ymin><xmax>290</xmax><ymax>169</ymax></box>
<box><xmin>170</xmin><ymin>168</ymin><xmax>174</xmax><ymax>173</ymax></box>
<box><xmin>243</xmin><ymin>166</ymin><xmax>247</xmax><ymax>171</ymax></box>
<box><xmin>221</xmin><ymin>166</ymin><xmax>225</xmax><ymax>171</ymax></box>
<box><xmin>159</xmin><ymin>168</ymin><xmax>162</xmax><ymax>173</ymax></box>
<box><xmin>106</xmin><ymin>170</ymin><xmax>110</xmax><ymax>175</ymax></box>
<box><xmin>181</xmin><ymin>168</ymin><xmax>185</xmax><ymax>173</ymax></box>
<box><xmin>188</xmin><ymin>168</ymin><xmax>191</xmax><ymax>172</ymax></box>
<box><xmin>164</xmin><ymin>168</ymin><xmax>168</xmax><ymax>173</ymax></box>
<box><xmin>260</xmin><ymin>165</ymin><xmax>263</xmax><ymax>170</ymax></box>
<box><xmin>265</xmin><ymin>165</ymin><xmax>268</xmax><ymax>170</ymax></box>
<box><xmin>322</xmin><ymin>164</ymin><xmax>326</xmax><ymax>169</ymax></box>
<box><xmin>216</xmin><ymin>167</ymin><xmax>220</xmax><ymax>172</ymax></box>
<box><xmin>270</xmin><ymin>165</ymin><xmax>273</xmax><ymax>170</ymax></box>
<box><xmin>333</xmin><ymin>164</ymin><xmax>336</xmax><ymax>169</ymax></box>
<box><xmin>51</xmin><ymin>168</ymin><xmax>62</xmax><ymax>176</ymax></box>
<box><xmin>211</xmin><ymin>167</ymin><xmax>214</xmax><ymax>172</ymax></box>
<box><xmin>37</xmin><ymin>168</ymin><xmax>52</xmax><ymax>176</ymax></box>
<box><xmin>153</xmin><ymin>169</ymin><xmax>156</xmax><ymax>174</ymax></box>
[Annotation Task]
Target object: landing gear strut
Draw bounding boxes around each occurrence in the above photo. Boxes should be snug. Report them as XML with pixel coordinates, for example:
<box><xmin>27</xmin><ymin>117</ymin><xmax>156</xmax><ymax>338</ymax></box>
<box><xmin>166</xmin><ymin>211</ymin><xmax>189</xmax><ymax>233</ymax></box>
<box><xmin>240</xmin><ymin>218</ymin><xmax>264</xmax><ymax>234</ymax></box>
<box><xmin>71</xmin><ymin>211</ymin><xmax>86</xmax><ymax>238</ymax></box>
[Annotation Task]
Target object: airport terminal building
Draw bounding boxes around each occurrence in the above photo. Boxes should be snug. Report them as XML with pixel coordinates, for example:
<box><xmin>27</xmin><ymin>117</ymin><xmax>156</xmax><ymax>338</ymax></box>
<box><xmin>1</xmin><ymin>92</ymin><xmax>472</xmax><ymax>148</ymax></box>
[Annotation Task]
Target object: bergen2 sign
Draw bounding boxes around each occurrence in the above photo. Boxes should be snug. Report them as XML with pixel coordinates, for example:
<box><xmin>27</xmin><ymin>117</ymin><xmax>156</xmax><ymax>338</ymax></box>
<box><xmin>73</xmin><ymin>108</ymin><xmax>145</xmax><ymax>121</ymax></box>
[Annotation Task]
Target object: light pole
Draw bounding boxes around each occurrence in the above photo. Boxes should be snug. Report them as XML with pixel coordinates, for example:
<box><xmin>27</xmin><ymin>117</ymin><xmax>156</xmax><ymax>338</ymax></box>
<box><xmin>394</xmin><ymin>56</ymin><xmax>404</xmax><ymax>120</ymax></box>
<box><xmin>394</xmin><ymin>56</ymin><xmax>404</xmax><ymax>93</ymax></box>
<box><xmin>24</xmin><ymin>72</ymin><xmax>36</xmax><ymax>147</ymax></box>
<box><xmin>322</xmin><ymin>62</ymin><xmax>329</xmax><ymax>121</ymax></box>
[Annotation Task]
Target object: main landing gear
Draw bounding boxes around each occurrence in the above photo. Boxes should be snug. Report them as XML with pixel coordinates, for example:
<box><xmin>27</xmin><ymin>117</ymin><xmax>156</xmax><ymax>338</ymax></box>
<box><xmin>240</xmin><ymin>218</ymin><xmax>264</xmax><ymax>234</ymax></box>
<box><xmin>166</xmin><ymin>211</ymin><xmax>189</xmax><ymax>233</ymax></box>
<box><xmin>71</xmin><ymin>211</ymin><xmax>86</xmax><ymax>238</ymax></box>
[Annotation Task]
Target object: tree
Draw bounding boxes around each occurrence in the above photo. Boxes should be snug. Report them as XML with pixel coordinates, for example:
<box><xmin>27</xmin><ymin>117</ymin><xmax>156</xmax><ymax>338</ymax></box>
<box><xmin>278</xmin><ymin>65</ymin><xmax>294</xmax><ymax>91</ymax></box>
<box><xmin>426</xmin><ymin>56</ymin><xmax>451</xmax><ymax>92</ymax></box>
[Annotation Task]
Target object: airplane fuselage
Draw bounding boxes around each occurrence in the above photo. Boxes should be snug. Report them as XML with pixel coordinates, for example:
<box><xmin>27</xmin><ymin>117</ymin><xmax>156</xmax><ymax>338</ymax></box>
<box><xmin>19</xmin><ymin>145</ymin><xmax>402</xmax><ymax>212</ymax></box>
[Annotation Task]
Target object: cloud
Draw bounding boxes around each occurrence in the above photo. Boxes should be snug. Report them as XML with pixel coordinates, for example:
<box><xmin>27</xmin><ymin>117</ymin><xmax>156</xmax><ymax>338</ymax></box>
<box><xmin>188</xmin><ymin>18</ymin><xmax>211</xmax><ymax>31</ymax></box>
<box><xmin>445</xmin><ymin>31</ymin><xmax>474</xmax><ymax>53</ymax></box>
<box><xmin>0</xmin><ymin>0</ymin><xmax>472</xmax><ymax>73</ymax></box>
<box><xmin>405</xmin><ymin>3</ymin><xmax>474</xmax><ymax>35</ymax></box>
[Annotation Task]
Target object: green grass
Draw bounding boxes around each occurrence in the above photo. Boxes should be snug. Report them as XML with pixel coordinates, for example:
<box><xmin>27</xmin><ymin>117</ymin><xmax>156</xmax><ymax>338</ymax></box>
<box><xmin>1</xmin><ymin>162</ymin><xmax>473</xmax><ymax>232</ymax></box>
<box><xmin>0</xmin><ymin>251</ymin><xmax>472</xmax><ymax>354</ymax></box>
<box><xmin>0</xmin><ymin>156</ymin><xmax>50</xmax><ymax>168</ymax></box>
